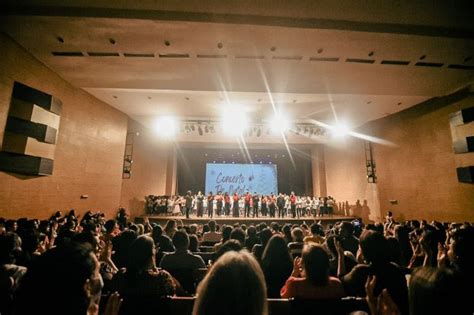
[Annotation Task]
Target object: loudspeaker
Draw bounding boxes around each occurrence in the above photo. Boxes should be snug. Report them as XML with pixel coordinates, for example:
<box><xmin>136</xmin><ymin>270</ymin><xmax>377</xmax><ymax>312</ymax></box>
<box><xmin>456</xmin><ymin>166</ymin><xmax>474</xmax><ymax>183</ymax></box>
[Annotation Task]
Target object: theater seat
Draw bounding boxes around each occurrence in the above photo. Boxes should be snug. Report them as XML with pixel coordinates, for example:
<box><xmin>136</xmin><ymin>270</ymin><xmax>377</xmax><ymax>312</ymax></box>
<box><xmin>118</xmin><ymin>295</ymin><xmax>172</xmax><ymax>315</ymax></box>
<box><xmin>268</xmin><ymin>298</ymin><xmax>291</xmax><ymax>315</ymax></box>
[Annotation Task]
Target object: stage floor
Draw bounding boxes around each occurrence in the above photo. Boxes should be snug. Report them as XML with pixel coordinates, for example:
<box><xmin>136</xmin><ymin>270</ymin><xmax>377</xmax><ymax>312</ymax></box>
<box><xmin>135</xmin><ymin>214</ymin><xmax>360</xmax><ymax>227</ymax></box>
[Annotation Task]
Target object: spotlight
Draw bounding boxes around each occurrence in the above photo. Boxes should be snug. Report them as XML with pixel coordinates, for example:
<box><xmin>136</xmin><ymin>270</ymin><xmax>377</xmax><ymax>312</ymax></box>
<box><xmin>191</xmin><ymin>125</ymin><xmax>195</xmax><ymax>131</ymax></box>
<box><xmin>296</xmin><ymin>127</ymin><xmax>301</xmax><ymax>135</ymax></box>
<box><xmin>198</xmin><ymin>124</ymin><xmax>203</xmax><ymax>136</ymax></box>
<box><xmin>222</xmin><ymin>109</ymin><xmax>248</xmax><ymax>136</ymax></box>
<box><xmin>332</xmin><ymin>122</ymin><xmax>350</xmax><ymax>137</ymax></box>
<box><xmin>209</xmin><ymin>125</ymin><xmax>215</xmax><ymax>133</ymax></box>
<box><xmin>153</xmin><ymin>116</ymin><xmax>177</xmax><ymax>138</ymax></box>
<box><xmin>270</xmin><ymin>113</ymin><xmax>289</xmax><ymax>134</ymax></box>
<box><xmin>205</xmin><ymin>125</ymin><xmax>209</xmax><ymax>133</ymax></box>
<box><xmin>257</xmin><ymin>127</ymin><xmax>261</xmax><ymax>137</ymax></box>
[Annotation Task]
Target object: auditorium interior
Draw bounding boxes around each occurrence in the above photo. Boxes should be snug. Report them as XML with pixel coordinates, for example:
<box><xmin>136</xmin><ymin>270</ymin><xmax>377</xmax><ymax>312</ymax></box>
<box><xmin>1</xmin><ymin>1</ymin><xmax>473</xmax><ymax>223</ymax></box>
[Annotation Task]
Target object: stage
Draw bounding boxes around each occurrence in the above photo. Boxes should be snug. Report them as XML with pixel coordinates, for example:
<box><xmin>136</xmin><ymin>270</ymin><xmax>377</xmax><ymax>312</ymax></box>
<box><xmin>135</xmin><ymin>215</ymin><xmax>360</xmax><ymax>227</ymax></box>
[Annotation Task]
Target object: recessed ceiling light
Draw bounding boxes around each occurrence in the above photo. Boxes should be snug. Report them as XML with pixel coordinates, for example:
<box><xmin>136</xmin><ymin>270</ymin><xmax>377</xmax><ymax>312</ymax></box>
<box><xmin>56</xmin><ymin>36</ymin><xmax>64</xmax><ymax>43</ymax></box>
<box><xmin>185</xmin><ymin>97</ymin><xmax>190</xmax><ymax>101</ymax></box>
<box><xmin>257</xmin><ymin>98</ymin><xmax>262</xmax><ymax>102</ymax></box>
<box><xmin>366</xmin><ymin>101</ymin><xmax>372</xmax><ymax>104</ymax></box>
<box><xmin>397</xmin><ymin>102</ymin><xmax>402</xmax><ymax>105</ymax></box>
<box><xmin>164</xmin><ymin>40</ymin><xmax>171</xmax><ymax>46</ymax></box>
<box><xmin>109</xmin><ymin>38</ymin><xmax>116</xmax><ymax>45</ymax></box>
<box><xmin>217</xmin><ymin>42</ymin><xmax>223</xmax><ymax>49</ymax></box>
<box><xmin>419</xmin><ymin>55</ymin><xmax>426</xmax><ymax>60</ymax></box>
<box><xmin>270</xmin><ymin>46</ymin><xmax>276</xmax><ymax>52</ymax></box>
<box><xmin>148</xmin><ymin>96</ymin><xmax>152</xmax><ymax>100</ymax></box>
<box><xmin>317</xmin><ymin>48</ymin><xmax>323</xmax><ymax>54</ymax></box>
<box><xmin>113</xmin><ymin>95</ymin><xmax>118</xmax><ymax>99</ymax></box>
<box><xmin>368</xmin><ymin>51</ymin><xmax>374</xmax><ymax>57</ymax></box>
<box><xmin>293</xmin><ymin>99</ymin><xmax>297</xmax><ymax>103</ymax></box>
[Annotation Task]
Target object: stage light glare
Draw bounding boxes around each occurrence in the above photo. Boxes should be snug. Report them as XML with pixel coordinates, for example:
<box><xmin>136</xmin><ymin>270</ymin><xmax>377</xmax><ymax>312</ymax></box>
<box><xmin>270</xmin><ymin>114</ymin><xmax>289</xmax><ymax>134</ymax></box>
<box><xmin>332</xmin><ymin>122</ymin><xmax>350</xmax><ymax>137</ymax></box>
<box><xmin>153</xmin><ymin>116</ymin><xmax>177</xmax><ymax>138</ymax></box>
<box><xmin>222</xmin><ymin>110</ymin><xmax>248</xmax><ymax>136</ymax></box>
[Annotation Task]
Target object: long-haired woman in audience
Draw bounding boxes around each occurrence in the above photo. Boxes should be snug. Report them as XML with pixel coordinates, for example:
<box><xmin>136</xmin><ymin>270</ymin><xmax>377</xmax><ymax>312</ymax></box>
<box><xmin>280</xmin><ymin>244</ymin><xmax>345</xmax><ymax>299</ymax></box>
<box><xmin>261</xmin><ymin>235</ymin><xmax>293</xmax><ymax>298</ymax></box>
<box><xmin>193</xmin><ymin>250</ymin><xmax>268</xmax><ymax>315</ymax></box>
<box><xmin>112</xmin><ymin>235</ymin><xmax>175</xmax><ymax>301</ymax></box>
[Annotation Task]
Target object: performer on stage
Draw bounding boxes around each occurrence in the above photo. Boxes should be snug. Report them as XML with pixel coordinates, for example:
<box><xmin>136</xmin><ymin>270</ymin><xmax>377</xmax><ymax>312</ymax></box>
<box><xmin>232</xmin><ymin>192</ymin><xmax>239</xmax><ymax>217</ymax></box>
<box><xmin>261</xmin><ymin>195</ymin><xmax>268</xmax><ymax>217</ymax></box>
<box><xmin>277</xmin><ymin>193</ymin><xmax>284</xmax><ymax>218</ymax></box>
<box><xmin>184</xmin><ymin>190</ymin><xmax>192</xmax><ymax>219</ymax></box>
<box><xmin>207</xmin><ymin>192</ymin><xmax>214</xmax><ymax>218</ymax></box>
<box><xmin>244</xmin><ymin>191</ymin><xmax>251</xmax><ymax>217</ymax></box>
<box><xmin>269</xmin><ymin>193</ymin><xmax>276</xmax><ymax>218</ymax></box>
<box><xmin>290</xmin><ymin>192</ymin><xmax>297</xmax><ymax>218</ymax></box>
<box><xmin>252</xmin><ymin>192</ymin><xmax>260</xmax><ymax>217</ymax></box>
<box><xmin>196</xmin><ymin>191</ymin><xmax>204</xmax><ymax>217</ymax></box>
<box><xmin>216</xmin><ymin>191</ymin><xmax>223</xmax><ymax>216</ymax></box>
<box><xmin>224</xmin><ymin>192</ymin><xmax>231</xmax><ymax>216</ymax></box>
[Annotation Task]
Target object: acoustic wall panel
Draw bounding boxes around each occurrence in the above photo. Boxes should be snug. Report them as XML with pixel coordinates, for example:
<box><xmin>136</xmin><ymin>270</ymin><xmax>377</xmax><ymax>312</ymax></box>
<box><xmin>0</xmin><ymin>82</ymin><xmax>62</xmax><ymax>175</ymax></box>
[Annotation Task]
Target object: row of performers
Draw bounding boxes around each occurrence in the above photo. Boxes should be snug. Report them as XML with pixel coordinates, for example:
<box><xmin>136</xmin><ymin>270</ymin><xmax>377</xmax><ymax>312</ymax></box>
<box><xmin>146</xmin><ymin>192</ymin><xmax>336</xmax><ymax>218</ymax></box>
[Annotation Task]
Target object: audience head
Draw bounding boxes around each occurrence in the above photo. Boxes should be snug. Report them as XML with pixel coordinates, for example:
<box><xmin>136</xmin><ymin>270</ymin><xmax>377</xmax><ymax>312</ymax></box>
<box><xmin>208</xmin><ymin>220</ymin><xmax>217</xmax><ymax>232</ymax></box>
<box><xmin>310</xmin><ymin>223</ymin><xmax>324</xmax><ymax>236</ymax></box>
<box><xmin>449</xmin><ymin>227</ymin><xmax>474</xmax><ymax>272</ymax></box>
<box><xmin>291</xmin><ymin>228</ymin><xmax>304</xmax><ymax>242</ymax></box>
<box><xmin>259</xmin><ymin>228</ymin><xmax>273</xmax><ymax>247</ymax></box>
<box><xmin>173</xmin><ymin>230</ymin><xmax>190</xmax><ymax>251</ymax></box>
<box><xmin>247</xmin><ymin>226</ymin><xmax>257</xmax><ymax>238</ymax></box>
<box><xmin>189</xmin><ymin>234</ymin><xmax>199</xmax><ymax>252</ymax></box>
<box><xmin>0</xmin><ymin>232</ymin><xmax>22</xmax><ymax>264</ymax></box>
<box><xmin>222</xmin><ymin>225</ymin><xmax>233</xmax><ymax>242</ymax></box>
<box><xmin>301</xmin><ymin>245</ymin><xmax>330</xmax><ymax>286</ymax></box>
<box><xmin>128</xmin><ymin>235</ymin><xmax>156</xmax><ymax>272</ymax></box>
<box><xmin>359</xmin><ymin>230</ymin><xmax>389</xmax><ymax>265</ymax></box>
<box><xmin>230</xmin><ymin>228</ymin><xmax>246</xmax><ymax>246</ymax></box>
<box><xmin>15</xmin><ymin>242</ymin><xmax>100</xmax><ymax>315</ymax></box>
<box><xmin>193</xmin><ymin>251</ymin><xmax>267</xmax><ymax>315</ymax></box>
<box><xmin>215</xmin><ymin>239</ymin><xmax>243</xmax><ymax>261</ymax></box>
<box><xmin>340</xmin><ymin>221</ymin><xmax>354</xmax><ymax>237</ymax></box>
<box><xmin>262</xmin><ymin>235</ymin><xmax>292</xmax><ymax>269</ymax></box>
<box><xmin>409</xmin><ymin>267</ymin><xmax>470</xmax><ymax>315</ymax></box>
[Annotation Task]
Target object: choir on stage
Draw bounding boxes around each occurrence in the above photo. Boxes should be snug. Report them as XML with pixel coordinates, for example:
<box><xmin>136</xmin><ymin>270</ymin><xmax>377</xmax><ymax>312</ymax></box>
<box><xmin>145</xmin><ymin>192</ymin><xmax>336</xmax><ymax>219</ymax></box>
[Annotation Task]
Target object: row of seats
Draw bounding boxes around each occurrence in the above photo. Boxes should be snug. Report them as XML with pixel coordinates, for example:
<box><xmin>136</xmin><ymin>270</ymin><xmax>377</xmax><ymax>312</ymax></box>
<box><xmin>116</xmin><ymin>295</ymin><xmax>369</xmax><ymax>315</ymax></box>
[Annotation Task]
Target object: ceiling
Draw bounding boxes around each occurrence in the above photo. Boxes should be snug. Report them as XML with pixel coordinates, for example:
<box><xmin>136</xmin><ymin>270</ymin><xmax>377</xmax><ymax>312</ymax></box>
<box><xmin>1</xmin><ymin>1</ymin><xmax>473</xmax><ymax>143</ymax></box>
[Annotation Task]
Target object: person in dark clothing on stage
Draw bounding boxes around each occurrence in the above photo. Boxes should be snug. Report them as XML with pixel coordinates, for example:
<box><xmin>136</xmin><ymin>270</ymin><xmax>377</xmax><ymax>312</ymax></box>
<box><xmin>232</xmin><ymin>193</ymin><xmax>240</xmax><ymax>217</ymax></box>
<box><xmin>261</xmin><ymin>195</ymin><xmax>268</xmax><ymax>217</ymax></box>
<box><xmin>196</xmin><ymin>191</ymin><xmax>204</xmax><ymax>217</ymax></box>
<box><xmin>252</xmin><ymin>193</ymin><xmax>260</xmax><ymax>217</ymax></box>
<box><xmin>277</xmin><ymin>193</ymin><xmax>285</xmax><ymax>218</ymax></box>
<box><xmin>184</xmin><ymin>190</ymin><xmax>192</xmax><ymax>219</ymax></box>
<box><xmin>207</xmin><ymin>192</ymin><xmax>214</xmax><ymax>218</ymax></box>
<box><xmin>244</xmin><ymin>192</ymin><xmax>251</xmax><ymax>217</ymax></box>
<box><xmin>216</xmin><ymin>192</ymin><xmax>223</xmax><ymax>217</ymax></box>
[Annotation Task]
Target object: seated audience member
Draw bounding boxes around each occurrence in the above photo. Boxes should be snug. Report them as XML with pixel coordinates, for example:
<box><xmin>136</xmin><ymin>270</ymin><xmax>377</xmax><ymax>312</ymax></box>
<box><xmin>230</xmin><ymin>228</ymin><xmax>246</xmax><ymax>246</ymax></box>
<box><xmin>213</xmin><ymin>225</ymin><xmax>232</xmax><ymax>252</ymax></box>
<box><xmin>151</xmin><ymin>225</ymin><xmax>175</xmax><ymax>253</ymax></box>
<box><xmin>304</xmin><ymin>223</ymin><xmax>325</xmax><ymax>244</ymax></box>
<box><xmin>202</xmin><ymin>220</ymin><xmax>222</xmax><ymax>243</ymax></box>
<box><xmin>112</xmin><ymin>230</ymin><xmax>138</xmax><ymax>268</ymax></box>
<box><xmin>0</xmin><ymin>233</ymin><xmax>27</xmax><ymax>315</ymax></box>
<box><xmin>343</xmin><ymin>230</ymin><xmax>408</xmax><ymax>315</ymax></box>
<box><xmin>189</xmin><ymin>234</ymin><xmax>199</xmax><ymax>252</ymax></box>
<box><xmin>394</xmin><ymin>225</ymin><xmax>413</xmax><ymax>267</ymax></box>
<box><xmin>160</xmin><ymin>230</ymin><xmax>206</xmax><ymax>270</ymax></box>
<box><xmin>407</xmin><ymin>267</ymin><xmax>471</xmax><ymax>315</ymax></box>
<box><xmin>288</xmin><ymin>228</ymin><xmax>305</xmax><ymax>258</ymax></box>
<box><xmin>447</xmin><ymin>226</ymin><xmax>474</xmax><ymax>280</ymax></box>
<box><xmin>252</xmin><ymin>228</ymin><xmax>273</xmax><ymax>262</ymax></box>
<box><xmin>215</xmin><ymin>239</ymin><xmax>243</xmax><ymax>262</ymax></box>
<box><xmin>280</xmin><ymin>245</ymin><xmax>345</xmax><ymax>299</ymax></box>
<box><xmin>102</xmin><ymin>219</ymin><xmax>120</xmax><ymax>243</ymax></box>
<box><xmin>193</xmin><ymin>251</ymin><xmax>267</xmax><ymax>315</ymax></box>
<box><xmin>245</xmin><ymin>226</ymin><xmax>260</xmax><ymax>250</ymax></box>
<box><xmin>163</xmin><ymin>220</ymin><xmax>177</xmax><ymax>239</ymax></box>
<box><xmin>325</xmin><ymin>235</ymin><xmax>357</xmax><ymax>277</ymax></box>
<box><xmin>113</xmin><ymin>235</ymin><xmax>175</xmax><ymax>298</ymax></box>
<box><xmin>262</xmin><ymin>235</ymin><xmax>293</xmax><ymax>298</ymax></box>
<box><xmin>282</xmin><ymin>224</ymin><xmax>292</xmax><ymax>243</ymax></box>
<box><xmin>339</xmin><ymin>222</ymin><xmax>359</xmax><ymax>256</ymax></box>
<box><xmin>15</xmin><ymin>242</ymin><xmax>121</xmax><ymax>315</ymax></box>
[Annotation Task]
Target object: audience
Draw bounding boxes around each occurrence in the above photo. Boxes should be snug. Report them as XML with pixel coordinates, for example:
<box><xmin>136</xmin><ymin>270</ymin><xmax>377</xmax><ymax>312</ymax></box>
<box><xmin>281</xmin><ymin>244</ymin><xmax>345</xmax><ymax>299</ymax></box>
<box><xmin>193</xmin><ymin>251</ymin><xmax>268</xmax><ymax>315</ymax></box>
<box><xmin>0</xmin><ymin>209</ymin><xmax>472</xmax><ymax>315</ymax></box>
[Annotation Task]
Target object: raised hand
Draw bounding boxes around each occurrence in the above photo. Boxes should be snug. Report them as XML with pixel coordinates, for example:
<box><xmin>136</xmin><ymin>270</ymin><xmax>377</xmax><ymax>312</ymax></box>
<box><xmin>103</xmin><ymin>292</ymin><xmax>122</xmax><ymax>315</ymax></box>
